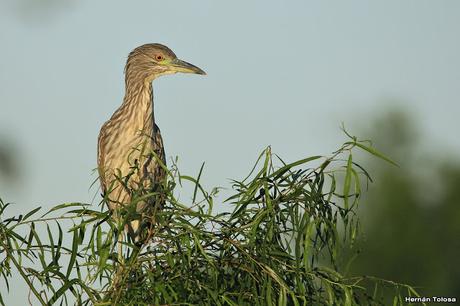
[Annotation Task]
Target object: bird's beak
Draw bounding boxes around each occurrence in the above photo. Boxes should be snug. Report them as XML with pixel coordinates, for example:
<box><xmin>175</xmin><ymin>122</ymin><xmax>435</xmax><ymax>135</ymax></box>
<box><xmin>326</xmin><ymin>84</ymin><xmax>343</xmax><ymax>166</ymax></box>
<box><xmin>169</xmin><ymin>58</ymin><xmax>206</xmax><ymax>75</ymax></box>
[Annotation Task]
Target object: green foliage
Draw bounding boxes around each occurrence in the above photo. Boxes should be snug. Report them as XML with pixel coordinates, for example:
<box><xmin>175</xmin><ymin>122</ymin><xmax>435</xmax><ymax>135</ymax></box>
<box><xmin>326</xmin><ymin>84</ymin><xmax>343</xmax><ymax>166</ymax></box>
<box><xmin>346</xmin><ymin>111</ymin><xmax>460</xmax><ymax>303</ymax></box>
<box><xmin>0</xmin><ymin>135</ymin><xmax>421</xmax><ymax>305</ymax></box>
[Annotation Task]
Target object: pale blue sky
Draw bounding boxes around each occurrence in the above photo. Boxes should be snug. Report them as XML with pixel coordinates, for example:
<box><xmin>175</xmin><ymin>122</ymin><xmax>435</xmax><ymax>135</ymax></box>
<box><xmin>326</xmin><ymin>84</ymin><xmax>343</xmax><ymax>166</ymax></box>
<box><xmin>1</xmin><ymin>1</ymin><xmax>459</xmax><ymax>304</ymax></box>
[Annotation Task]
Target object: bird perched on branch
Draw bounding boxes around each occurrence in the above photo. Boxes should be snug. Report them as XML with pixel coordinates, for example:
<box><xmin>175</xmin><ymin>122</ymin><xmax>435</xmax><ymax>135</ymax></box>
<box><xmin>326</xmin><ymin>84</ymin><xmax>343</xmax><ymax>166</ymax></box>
<box><xmin>97</xmin><ymin>43</ymin><xmax>205</xmax><ymax>241</ymax></box>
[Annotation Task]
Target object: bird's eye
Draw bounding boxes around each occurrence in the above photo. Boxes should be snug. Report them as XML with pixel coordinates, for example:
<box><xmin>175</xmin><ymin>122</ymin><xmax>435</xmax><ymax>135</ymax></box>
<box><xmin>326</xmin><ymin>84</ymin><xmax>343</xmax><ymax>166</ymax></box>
<box><xmin>155</xmin><ymin>54</ymin><xmax>164</xmax><ymax>61</ymax></box>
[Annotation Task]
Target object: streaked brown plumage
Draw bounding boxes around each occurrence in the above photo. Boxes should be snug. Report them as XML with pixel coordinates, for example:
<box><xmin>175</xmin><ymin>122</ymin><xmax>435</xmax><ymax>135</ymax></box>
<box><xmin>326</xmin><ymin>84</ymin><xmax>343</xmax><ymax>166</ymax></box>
<box><xmin>97</xmin><ymin>43</ymin><xmax>205</xmax><ymax>240</ymax></box>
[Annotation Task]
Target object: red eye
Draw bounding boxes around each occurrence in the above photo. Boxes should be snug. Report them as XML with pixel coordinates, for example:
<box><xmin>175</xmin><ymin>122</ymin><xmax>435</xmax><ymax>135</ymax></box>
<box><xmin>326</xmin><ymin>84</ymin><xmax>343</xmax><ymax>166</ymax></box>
<box><xmin>155</xmin><ymin>54</ymin><xmax>164</xmax><ymax>61</ymax></box>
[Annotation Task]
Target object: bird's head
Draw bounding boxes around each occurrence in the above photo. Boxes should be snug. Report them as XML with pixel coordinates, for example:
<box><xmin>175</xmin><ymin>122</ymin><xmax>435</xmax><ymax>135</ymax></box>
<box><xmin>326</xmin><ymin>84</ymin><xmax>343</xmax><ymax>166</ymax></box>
<box><xmin>125</xmin><ymin>43</ymin><xmax>206</xmax><ymax>83</ymax></box>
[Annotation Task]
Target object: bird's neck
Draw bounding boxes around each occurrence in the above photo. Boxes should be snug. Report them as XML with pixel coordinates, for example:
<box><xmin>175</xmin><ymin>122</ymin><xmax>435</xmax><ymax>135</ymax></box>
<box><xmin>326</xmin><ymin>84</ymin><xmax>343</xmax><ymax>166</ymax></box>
<box><xmin>121</xmin><ymin>78</ymin><xmax>155</xmax><ymax>133</ymax></box>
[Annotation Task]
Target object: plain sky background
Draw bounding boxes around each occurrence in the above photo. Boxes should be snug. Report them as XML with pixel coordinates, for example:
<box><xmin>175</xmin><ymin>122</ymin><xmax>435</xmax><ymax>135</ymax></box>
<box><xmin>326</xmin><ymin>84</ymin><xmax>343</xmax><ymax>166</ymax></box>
<box><xmin>1</xmin><ymin>1</ymin><xmax>459</xmax><ymax>304</ymax></box>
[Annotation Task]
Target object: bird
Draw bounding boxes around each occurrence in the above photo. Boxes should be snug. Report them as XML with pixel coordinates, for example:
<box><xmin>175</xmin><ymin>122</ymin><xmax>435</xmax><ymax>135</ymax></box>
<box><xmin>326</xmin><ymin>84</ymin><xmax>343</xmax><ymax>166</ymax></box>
<box><xmin>97</xmin><ymin>43</ymin><xmax>205</xmax><ymax>241</ymax></box>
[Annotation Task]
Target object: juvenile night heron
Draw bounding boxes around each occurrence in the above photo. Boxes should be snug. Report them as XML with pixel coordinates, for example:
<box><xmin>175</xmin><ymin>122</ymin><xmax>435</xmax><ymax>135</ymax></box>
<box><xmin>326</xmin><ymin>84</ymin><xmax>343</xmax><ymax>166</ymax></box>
<box><xmin>97</xmin><ymin>43</ymin><xmax>205</xmax><ymax>241</ymax></box>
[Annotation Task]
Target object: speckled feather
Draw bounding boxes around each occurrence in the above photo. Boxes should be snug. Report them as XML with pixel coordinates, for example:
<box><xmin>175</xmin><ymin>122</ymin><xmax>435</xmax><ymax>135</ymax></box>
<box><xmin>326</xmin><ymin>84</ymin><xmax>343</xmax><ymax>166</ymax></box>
<box><xmin>97</xmin><ymin>44</ymin><xmax>171</xmax><ymax>238</ymax></box>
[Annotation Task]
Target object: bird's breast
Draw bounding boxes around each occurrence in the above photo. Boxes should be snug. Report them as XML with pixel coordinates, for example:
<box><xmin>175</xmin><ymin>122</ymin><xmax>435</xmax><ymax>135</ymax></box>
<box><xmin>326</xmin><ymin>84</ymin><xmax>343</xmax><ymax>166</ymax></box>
<box><xmin>100</xmin><ymin>118</ymin><xmax>154</xmax><ymax>177</ymax></box>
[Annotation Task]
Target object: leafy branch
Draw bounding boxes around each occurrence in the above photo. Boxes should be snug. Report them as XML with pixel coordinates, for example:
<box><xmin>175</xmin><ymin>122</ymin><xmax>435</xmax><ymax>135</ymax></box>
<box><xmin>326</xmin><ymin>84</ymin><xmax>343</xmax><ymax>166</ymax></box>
<box><xmin>0</xmin><ymin>134</ymin><xmax>421</xmax><ymax>305</ymax></box>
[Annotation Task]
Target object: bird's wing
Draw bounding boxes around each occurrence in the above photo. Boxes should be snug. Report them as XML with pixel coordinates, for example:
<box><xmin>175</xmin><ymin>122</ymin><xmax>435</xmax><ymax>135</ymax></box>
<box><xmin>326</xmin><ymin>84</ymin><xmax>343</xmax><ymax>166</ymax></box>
<box><xmin>150</xmin><ymin>123</ymin><xmax>166</xmax><ymax>182</ymax></box>
<box><xmin>97</xmin><ymin>121</ymin><xmax>109</xmax><ymax>194</ymax></box>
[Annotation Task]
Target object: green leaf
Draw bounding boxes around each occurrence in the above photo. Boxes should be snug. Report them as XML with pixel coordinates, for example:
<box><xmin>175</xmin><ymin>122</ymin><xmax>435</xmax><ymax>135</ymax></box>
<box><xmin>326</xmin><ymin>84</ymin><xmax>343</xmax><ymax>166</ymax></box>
<box><xmin>343</xmin><ymin>154</ymin><xmax>353</xmax><ymax>210</ymax></box>
<box><xmin>271</xmin><ymin>156</ymin><xmax>322</xmax><ymax>179</ymax></box>
<box><xmin>23</xmin><ymin>206</ymin><xmax>41</xmax><ymax>221</ymax></box>
<box><xmin>353</xmin><ymin>142</ymin><xmax>399</xmax><ymax>166</ymax></box>
<box><xmin>42</xmin><ymin>202</ymin><xmax>88</xmax><ymax>217</ymax></box>
<box><xmin>48</xmin><ymin>278</ymin><xmax>79</xmax><ymax>305</ymax></box>
<box><xmin>66</xmin><ymin>229</ymin><xmax>79</xmax><ymax>278</ymax></box>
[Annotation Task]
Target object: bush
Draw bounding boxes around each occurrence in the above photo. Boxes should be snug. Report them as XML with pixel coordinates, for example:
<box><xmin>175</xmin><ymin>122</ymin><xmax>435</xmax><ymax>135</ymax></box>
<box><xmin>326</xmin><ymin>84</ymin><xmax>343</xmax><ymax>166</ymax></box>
<box><xmin>0</xmin><ymin>134</ymin><xmax>421</xmax><ymax>305</ymax></box>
